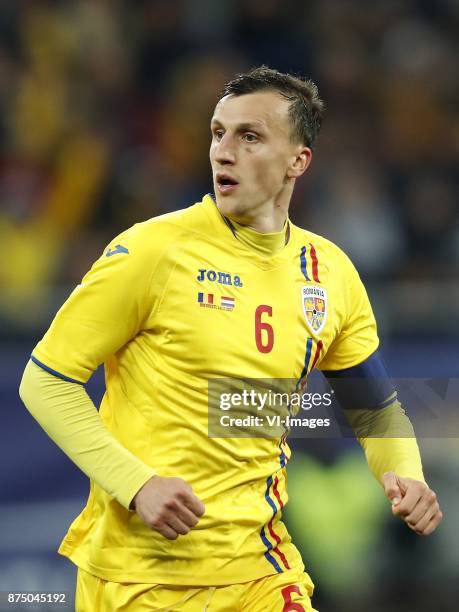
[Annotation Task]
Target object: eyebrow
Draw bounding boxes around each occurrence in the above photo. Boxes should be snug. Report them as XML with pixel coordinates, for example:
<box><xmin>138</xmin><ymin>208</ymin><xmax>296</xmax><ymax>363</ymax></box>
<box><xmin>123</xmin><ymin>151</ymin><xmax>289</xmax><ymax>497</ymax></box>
<box><xmin>210</xmin><ymin>119</ymin><xmax>266</xmax><ymax>133</ymax></box>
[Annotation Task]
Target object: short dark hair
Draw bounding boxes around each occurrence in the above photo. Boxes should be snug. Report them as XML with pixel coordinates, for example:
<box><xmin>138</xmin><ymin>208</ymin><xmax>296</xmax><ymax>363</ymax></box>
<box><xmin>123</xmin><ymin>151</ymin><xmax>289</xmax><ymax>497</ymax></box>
<box><xmin>219</xmin><ymin>66</ymin><xmax>325</xmax><ymax>149</ymax></box>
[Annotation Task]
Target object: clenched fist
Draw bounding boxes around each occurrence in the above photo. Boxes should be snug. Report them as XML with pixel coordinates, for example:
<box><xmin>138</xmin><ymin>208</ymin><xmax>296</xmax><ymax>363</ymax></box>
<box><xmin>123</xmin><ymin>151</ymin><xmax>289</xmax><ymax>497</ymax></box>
<box><xmin>382</xmin><ymin>471</ymin><xmax>443</xmax><ymax>536</ymax></box>
<box><xmin>131</xmin><ymin>476</ymin><xmax>205</xmax><ymax>540</ymax></box>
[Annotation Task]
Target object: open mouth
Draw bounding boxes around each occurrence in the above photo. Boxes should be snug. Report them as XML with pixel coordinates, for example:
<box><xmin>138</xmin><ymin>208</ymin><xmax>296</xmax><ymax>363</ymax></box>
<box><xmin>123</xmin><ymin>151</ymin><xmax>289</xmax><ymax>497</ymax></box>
<box><xmin>216</xmin><ymin>173</ymin><xmax>239</xmax><ymax>194</ymax></box>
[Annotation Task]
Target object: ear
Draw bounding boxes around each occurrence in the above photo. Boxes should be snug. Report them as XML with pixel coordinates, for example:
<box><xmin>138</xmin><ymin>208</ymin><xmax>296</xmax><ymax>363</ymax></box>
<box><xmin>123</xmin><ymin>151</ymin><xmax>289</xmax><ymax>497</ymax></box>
<box><xmin>287</xmin><ymin>146</ymin><xmax>312</xmax><ymax>179</ymax></box>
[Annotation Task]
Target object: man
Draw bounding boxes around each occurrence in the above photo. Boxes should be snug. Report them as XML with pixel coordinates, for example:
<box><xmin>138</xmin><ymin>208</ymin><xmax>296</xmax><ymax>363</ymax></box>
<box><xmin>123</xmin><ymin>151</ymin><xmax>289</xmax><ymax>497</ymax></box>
<box><xmin>20</xmin><ymin>66</ymin><xmax>442</xmax><ymax>611</ymax></box>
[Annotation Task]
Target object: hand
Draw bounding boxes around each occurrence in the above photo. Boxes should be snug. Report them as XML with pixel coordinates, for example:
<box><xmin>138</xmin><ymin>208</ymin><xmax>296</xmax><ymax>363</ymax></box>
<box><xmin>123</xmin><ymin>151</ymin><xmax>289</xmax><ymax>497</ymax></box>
<box><xmin>131</xmin><ymin>475</ymin><xmax>205</xmax><ymax>540</ymax></box>
<box><xmin>382</xmin><ymin>471</ymin><xmax>443</xmax><ymax>536</ymax></box>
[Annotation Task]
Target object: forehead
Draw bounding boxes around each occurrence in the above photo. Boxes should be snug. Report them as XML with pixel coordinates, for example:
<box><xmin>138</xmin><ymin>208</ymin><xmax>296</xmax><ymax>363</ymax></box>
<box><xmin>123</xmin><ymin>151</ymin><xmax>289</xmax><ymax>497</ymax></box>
<box><xmin>211</xmin><ymin>90</ymin><xmax>291</xmax><ymax>135</ymax></box>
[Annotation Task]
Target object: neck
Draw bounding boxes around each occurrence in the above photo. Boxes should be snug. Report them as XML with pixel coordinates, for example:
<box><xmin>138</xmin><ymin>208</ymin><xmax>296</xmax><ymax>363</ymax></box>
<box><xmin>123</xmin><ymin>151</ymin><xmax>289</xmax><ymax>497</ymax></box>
<box><xmin>226</xmin><ymin>216</ymin><xmax>289</xmax><ymax>256</ymax></box>
<box><xmin>229</xmin><ymin>210</ymin><xmax>287</xmax><ymax>233</ymax></box>
<box><xmin>218</xmin><ymin>183</ymin><xmax>293</xmax><ymax>233</ymax></box>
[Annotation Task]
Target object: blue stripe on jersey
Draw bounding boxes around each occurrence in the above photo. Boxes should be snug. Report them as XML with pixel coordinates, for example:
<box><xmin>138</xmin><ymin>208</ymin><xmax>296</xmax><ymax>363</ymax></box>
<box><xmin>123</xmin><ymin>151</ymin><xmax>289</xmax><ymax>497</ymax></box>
<box><xmin>278</xmin><ymin>440</ymin><xmax>287</xmax><ymax>468</ymax></box>
<box><xmin>260</xmin><ymin>527</ymin><xmax>283</xmax><ymax>573</ymax></box>
<box><xmin>280</xmin><ymin>339</ymin><xmax>314</xmax><ymax>467</ymax></box>
<box><xmin>260</xmin><ymin>476</ymin><xmax>283</xmax><ymax>573</ymax></box>
<box><xmin>300</xmin><ymin>337</ymin><xmax>313</xmax><ymax>380</ymax></box>
<box><xmin>300</xmin><ymin>246</ymin><xmax>310</xmax><ymax>281</ymax></box>
<box><xmin>264</xmin><ymin>476</ymin><xmax>278</xmax><ymax>515</ymax></box>
<box><xmin>30</xmin><ymin>355</ymin><xmax>84</xmax><ymax>385</ymax></box>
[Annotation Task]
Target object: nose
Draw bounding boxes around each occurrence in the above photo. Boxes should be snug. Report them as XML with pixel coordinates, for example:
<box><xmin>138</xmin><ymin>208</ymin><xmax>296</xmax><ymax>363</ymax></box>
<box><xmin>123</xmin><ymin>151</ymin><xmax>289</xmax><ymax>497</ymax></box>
<box><xmin>214</xmin><ymin>134</ymin><xmax>236</xmax><ymax>165</ymax></box>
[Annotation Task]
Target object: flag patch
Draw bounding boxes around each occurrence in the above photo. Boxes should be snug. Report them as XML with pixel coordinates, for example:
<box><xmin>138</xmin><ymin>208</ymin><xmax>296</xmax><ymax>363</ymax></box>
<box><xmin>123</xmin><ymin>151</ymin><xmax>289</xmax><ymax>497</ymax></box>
<box><xmin>197</xmin><ymin>293</ymin><xmax>235</xmax><ymax>311</ymax></box>
<box><xmin>220</xmin><ymin>296</ymin><xmax>235</xmax><ymax>310</ymax></box>
<box><xmin>198</xmin><ymin>292</ymin><xmax>214</xmax><ymax>306</ymax></box>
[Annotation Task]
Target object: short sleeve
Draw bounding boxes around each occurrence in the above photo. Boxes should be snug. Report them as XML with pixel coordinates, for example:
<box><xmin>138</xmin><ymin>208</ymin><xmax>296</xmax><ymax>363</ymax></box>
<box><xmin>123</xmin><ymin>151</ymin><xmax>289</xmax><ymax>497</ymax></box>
<box><xmin>32</xmin><ymin>228</ymin><xmax>155</xmax><ymax>383</ymax></box>
<box><xmin>319</xmin><ymin>251</ymin><xmax>379</xmax><ymax>371</ymax></box>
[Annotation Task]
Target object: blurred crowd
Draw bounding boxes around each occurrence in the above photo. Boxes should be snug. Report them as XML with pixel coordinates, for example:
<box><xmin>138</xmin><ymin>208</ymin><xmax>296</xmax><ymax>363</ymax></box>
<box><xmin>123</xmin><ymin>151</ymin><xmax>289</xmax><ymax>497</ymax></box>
<box><xmin>0</xmin><ymin>0</ymin><xmax>458</xmax><ymax>334</ymax></box>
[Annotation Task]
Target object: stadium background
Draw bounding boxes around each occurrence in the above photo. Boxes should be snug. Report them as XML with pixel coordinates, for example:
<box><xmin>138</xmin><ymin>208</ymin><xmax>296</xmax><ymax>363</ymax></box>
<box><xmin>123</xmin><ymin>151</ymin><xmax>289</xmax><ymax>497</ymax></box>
<box><xmin>1</xmin><ymin>1</ymin><xmax>458</xmax><ymax>610</ymax></box>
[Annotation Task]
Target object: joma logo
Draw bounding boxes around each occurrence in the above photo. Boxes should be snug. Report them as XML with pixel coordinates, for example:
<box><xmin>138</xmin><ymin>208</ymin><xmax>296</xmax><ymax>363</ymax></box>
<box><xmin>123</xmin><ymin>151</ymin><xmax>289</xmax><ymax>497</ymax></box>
<box><xmin>197</xmin><ymin>269</ymin><xmax>243</xmax><ymax>287</ymax></box>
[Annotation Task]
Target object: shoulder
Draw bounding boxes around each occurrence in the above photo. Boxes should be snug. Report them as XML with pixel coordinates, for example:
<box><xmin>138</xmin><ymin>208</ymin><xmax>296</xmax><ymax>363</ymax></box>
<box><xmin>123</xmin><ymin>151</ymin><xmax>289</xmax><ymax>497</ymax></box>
<box><xmin>103</xmin><ymin>202</ymin><xmax>204</xmax><ymax>259</ymax></box>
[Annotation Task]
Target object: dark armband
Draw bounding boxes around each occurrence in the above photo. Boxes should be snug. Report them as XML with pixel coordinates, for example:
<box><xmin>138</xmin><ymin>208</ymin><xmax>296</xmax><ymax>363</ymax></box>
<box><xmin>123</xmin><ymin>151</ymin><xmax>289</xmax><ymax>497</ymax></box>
<box><xmin>322</xmin><ymin>351</ymin><xmax>416</xmax><ymax>437</ymax></box>
<box><xmin>322</xmin><ymin>350</ymin><xmax>395</xmax><ymax>411</ymax></box>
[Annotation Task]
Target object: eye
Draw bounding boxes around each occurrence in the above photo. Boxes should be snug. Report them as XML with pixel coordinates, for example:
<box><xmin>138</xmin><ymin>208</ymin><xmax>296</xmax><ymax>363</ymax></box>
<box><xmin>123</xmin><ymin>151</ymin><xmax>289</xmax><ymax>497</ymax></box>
<box><xmin>243</xmin><ymin>133</ymin><xmax>258</xmax><ymax>143</ymax></box>
<box><xmin>213</xmin><ymin>129</ymin><xmax>224</xmax><ymax>141</ymax></box>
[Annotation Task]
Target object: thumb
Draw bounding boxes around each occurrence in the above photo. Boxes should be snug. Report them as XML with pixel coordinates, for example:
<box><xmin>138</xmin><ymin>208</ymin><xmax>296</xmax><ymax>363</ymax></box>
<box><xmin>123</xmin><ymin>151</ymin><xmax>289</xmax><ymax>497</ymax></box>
<box><xmin>382</xmin><ymin>471</ymin><xmax>402</xmax><ymax>506</ymax></box>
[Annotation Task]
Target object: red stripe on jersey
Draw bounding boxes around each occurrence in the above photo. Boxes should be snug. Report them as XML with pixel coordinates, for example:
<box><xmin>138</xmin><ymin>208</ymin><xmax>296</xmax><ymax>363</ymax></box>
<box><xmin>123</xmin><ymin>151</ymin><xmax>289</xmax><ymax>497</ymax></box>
<box><xmin>273</xmin><ymin>475</ymin><xmax>284</xmax><ymax>509</ymax></box>
<box><xmin>208</xmin><ymin>294</ymin><xmax>214</xmax><ymax>304</ymax></box>
<box><xmin>267</xmin><ymin>518</ymin><xmax>291</xmax><ymax>570</ymax></box>
<box><xmin>309</xmin><ymin>243</ymin><xmax>320</xmax><ymax>282</ymax></box>
<box><xmin>310</xmin><ymin>340</ymin><xmax>323</xmax><ymax>371</ymax></box>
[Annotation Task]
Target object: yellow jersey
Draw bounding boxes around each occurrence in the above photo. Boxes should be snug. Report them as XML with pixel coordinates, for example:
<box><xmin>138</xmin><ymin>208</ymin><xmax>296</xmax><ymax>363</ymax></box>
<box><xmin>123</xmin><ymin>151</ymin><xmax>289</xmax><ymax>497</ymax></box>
<box><xmin>32</xmin><ymin>194</ymin><xmax>378</xmax><ymax>585</ymax></box>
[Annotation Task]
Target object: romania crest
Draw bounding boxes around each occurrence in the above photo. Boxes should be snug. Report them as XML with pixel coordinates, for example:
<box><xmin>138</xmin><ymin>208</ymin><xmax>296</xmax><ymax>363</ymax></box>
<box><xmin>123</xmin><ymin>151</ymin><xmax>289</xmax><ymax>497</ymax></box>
<box><xmin>301</xmin><ymin>285</ymin><xmax>327</xmax><ymax>335</ymax></box>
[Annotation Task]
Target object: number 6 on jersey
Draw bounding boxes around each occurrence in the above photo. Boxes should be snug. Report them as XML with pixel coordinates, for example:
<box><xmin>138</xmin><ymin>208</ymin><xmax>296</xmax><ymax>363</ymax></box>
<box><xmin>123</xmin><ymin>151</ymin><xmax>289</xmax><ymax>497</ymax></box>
<box><xmin>255</xmin><ymin>305</ymin><xmax>274</xmax><ymax>353</ymax></box>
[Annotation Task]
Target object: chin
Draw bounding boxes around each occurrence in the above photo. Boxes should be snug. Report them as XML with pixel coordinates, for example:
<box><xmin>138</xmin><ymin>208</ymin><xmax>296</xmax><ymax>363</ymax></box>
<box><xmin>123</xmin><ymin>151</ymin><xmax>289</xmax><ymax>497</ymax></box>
<box><xmin>215</xmin><ymin>194</ymin><xmax>241</xmax><ymax>216</ymax></box>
